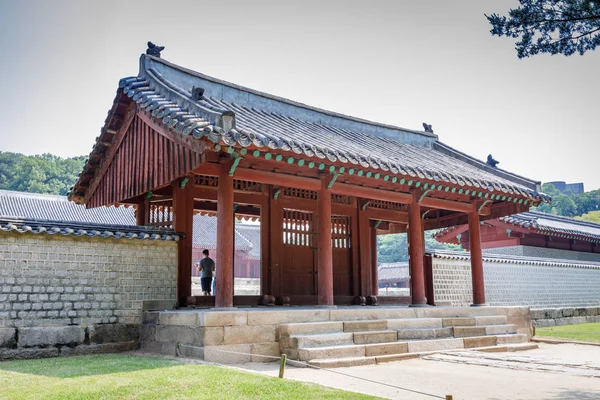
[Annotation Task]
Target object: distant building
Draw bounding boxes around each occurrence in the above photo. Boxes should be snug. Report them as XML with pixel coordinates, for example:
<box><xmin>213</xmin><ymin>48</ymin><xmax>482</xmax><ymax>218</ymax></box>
<box><xmin>546</xmin><ymin>181</ymin><xmax>584</xmax><ymax>194</ymax></box>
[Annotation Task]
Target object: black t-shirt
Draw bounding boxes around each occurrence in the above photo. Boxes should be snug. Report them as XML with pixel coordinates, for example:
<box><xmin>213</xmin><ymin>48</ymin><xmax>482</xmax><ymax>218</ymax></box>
<box><xmin>200</xmin><ymin>257</ymin><xmax>215</xmax><ymax>278</ymax></box>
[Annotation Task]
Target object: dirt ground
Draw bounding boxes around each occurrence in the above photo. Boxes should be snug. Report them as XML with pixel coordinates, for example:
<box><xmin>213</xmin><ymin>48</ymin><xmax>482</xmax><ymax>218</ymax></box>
<box><xmin>238</xmin><ymin>343</ymin><xmax>600</xmax><ymax>400</ymax></box>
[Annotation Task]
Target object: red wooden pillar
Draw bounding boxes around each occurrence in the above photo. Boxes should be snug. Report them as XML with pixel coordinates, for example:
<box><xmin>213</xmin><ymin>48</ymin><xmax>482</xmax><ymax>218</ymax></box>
<box><xmin>408</xmin><ymin>192</ymin><xmax>426</xmax><ymax>306</ymax></box>
<box><xmin>317</xmin><ymin>177</ymin><xmax>334</xmax><ymax>306</ymax></box>
<box><xmin>136</xmin><ymin>199</ymin><xmax>149</xmax><ymax>226</ymax></box>
<box><xmin>216</xmin><ymin>162</ymin><xmax>235</xmax><ymax>308</ymax></box>
<box><xmin>468</xmin><ymin>209</ymin><xmax>486</xmax><ymax>306</ymax></box>
<box><xmin>370</xmin><ymin>226</ymin><xmax>379</xmax><ymax>296</ymax></box>
<box><xmin>358</xmin><ymin>202</ymin><xmax>372</xmax><ymax>296</ymax></box>
<box><xmin>172</xmin><ymin>179</ymin><xmax>194</xmax><ymax>306</ymax></box>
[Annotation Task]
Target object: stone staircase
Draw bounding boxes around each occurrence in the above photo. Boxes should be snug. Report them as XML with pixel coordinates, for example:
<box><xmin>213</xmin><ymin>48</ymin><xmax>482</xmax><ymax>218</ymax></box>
<box><xmin>279</xmin><ymin>315</ymin><xmax>537</xmax><ymax>368</ymax></box>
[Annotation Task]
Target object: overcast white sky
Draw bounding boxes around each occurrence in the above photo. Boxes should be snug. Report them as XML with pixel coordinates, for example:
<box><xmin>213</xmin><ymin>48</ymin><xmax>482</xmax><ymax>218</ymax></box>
<box><xmin>0</xmin><ymin>0</ymin><xmax>598</xmax><ymax>190</ymax></box>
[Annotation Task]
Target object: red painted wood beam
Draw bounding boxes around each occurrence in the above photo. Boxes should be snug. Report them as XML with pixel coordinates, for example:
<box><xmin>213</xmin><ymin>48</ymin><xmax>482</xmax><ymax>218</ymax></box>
<box><xmin>332</xmin><ymin>183</ymin><xmax>413</xmax><ymax>204</ymax></box>
<box><xmin>216</xmin><ymin>162</ymin><xmax>235</xmax><ymax>308</ymax></box>
<box><xmin>317</xmin><ymin>177</ymin><xmax>334</xmax><ymax>306</ymax></box>
<box><xmin>420</xmin><ymin>197</ymin><xmax>473</xmax><ymax>213</ymax></box>
<box><xmin>435</xmin><ymin>224</ymin><xmax>469</xmax><ymax>243</ymax></box>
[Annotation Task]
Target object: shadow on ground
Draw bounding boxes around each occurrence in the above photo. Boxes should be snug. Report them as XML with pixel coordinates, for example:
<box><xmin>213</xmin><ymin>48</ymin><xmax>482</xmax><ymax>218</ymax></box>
<box><xmin>0</xmin><ymin>354</ymin><xmax>181</xmax><ymax>378</ymax></box>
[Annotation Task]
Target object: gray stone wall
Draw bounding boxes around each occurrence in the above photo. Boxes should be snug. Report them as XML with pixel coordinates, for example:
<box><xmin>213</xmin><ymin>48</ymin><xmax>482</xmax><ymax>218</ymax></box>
<box><xmin>0</xmin><ymin>232</ymin><xmax>177</xmax><ymax>360</ymax></box>
<box><xmin>432</xmin><ymin>256</ymin><xmax>600</xmax><ymax>308</ymax></box>
<box><xmin>484</xmin><ymin>246</ymin><xmax>600</xmax><ymax>263</ymax></box>
<box><xmin>530</xmin><ymin>307</ymin><xmax>600</xmax><ymax>327</ymax></box>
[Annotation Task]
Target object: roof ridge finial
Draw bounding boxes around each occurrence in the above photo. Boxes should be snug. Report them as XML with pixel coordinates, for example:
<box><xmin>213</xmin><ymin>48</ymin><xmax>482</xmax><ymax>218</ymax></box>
<box><xmin>146</xmin><ymin>41</ymin><xmax>165</xmax><ymax>58</ymax></box>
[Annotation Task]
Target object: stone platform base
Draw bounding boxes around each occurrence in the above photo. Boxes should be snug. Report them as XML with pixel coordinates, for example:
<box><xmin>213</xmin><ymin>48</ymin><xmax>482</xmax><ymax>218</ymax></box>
<box><xmin>0</xmin><ymin>324</ymin><xmax>140</xmax><ymax>360</ymax></box>
<box><xmin>140</xmin><ymin>306</ymin><xmax>533</xmax><ymax>365</ymax></box>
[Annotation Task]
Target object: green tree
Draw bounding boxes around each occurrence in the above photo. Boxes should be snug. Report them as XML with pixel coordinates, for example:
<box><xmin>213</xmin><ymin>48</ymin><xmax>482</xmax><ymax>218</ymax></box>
<box><xmin>377</xmin><ymin>231</ymin><xmax>462</xmax><ymax>265</ymax></box>
<box><xmin>0</xmin><ymin>152</ymin><xmax>86</xmax><ymax>196</ymax></box>
<box><xmin>576</xmin><ymin>210</ymin><xmax>600</xmax><ymax>223</ymax></box>
<box><xmin>487</xmin><ymin>0</ymin><xmax>600</xmax><ymax>58</ymax></box>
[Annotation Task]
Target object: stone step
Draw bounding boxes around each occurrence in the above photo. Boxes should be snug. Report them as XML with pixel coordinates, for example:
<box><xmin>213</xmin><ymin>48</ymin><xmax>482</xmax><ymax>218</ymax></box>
<box><xmin>293</xmin><ymin>332</ymin><xmax>354</xmax><ymax>348</ymax></box>
<box><xmin>474</xmin><ymin>315</ymin><xmax>508</xmax><ymax>326</ymax></box>
<box><xmin>353</xmin><ymin>330</ymin><xmax>398</xmax><ymax>345</ymax></box>
<box><xmin>484</xmin><ymin>324</ymin><xmax>517</xmax><ymax>335</ymax></box>
<box><xmin>387</xmin><ymin>318</ymin><xmax>442</xmax><ymax>329</ymax></box>
<box><xmin>343</xmin><ymin>320</ymin><xmax>387</xmax><ymax>332</ymax></box>
<box><xmin>278</xmin><ymin>321</ymin><xmax>343</xmax><ymax>337</ymax></box>
<box><xmin>364</xmin><ymin>341</ymin><xmax>409</xmax><ymax>357</ymax></box>
<box><xmin>476</xmin><ymin>343</ymin><xmax>539</xmax><ymax>353</ymax></box>
<box><xmin>452</xmin><ymin>326</ymin><xmax>487</xmax><ymax>338</ymax></box>
<box><xmin>406</xmin><ymin>337</ymin><xmax>465</xmax><ymax>353</ymax></box>
<box><xmin>297</xmin><ymin>344</ymin><xmax>366</xmax><ymax>361</ymax></box>
<box><xmin>496</xmin><ymin>334</ymin><xmax>529</xmax><ymax>345</ymax></box>
<box><xmin>463</xmin><ymin>335</ymin><xmax>498</xmax><ymax>348</ymax></box>
<box><xmin>442</xmin><ymin>317</ymin><xmax>476</xmax><ymax>327</ymax></box>
<box><xmin>396</xmin><ymin>327</ymin><xmax>453</xmax><ymax>340</ymax></box>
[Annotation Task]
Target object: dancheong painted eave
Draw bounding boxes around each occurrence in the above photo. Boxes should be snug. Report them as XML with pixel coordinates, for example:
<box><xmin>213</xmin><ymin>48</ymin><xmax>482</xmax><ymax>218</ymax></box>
<box><xmin>69</xmin><ymin>53</ymin><xmax>550</xmax><ymax>205</ymax></box>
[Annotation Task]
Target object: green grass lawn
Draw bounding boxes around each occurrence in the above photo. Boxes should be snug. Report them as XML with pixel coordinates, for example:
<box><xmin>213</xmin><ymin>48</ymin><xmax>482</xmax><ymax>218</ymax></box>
<box><xmin>0</xmin><ymin>354</ymin><xmax>379</xmax><ymax>400</ymax></box>
<box><xmin>536</xmin><ymin>322</ymin><xmax>600</xmax><ymax>343</ymax></box>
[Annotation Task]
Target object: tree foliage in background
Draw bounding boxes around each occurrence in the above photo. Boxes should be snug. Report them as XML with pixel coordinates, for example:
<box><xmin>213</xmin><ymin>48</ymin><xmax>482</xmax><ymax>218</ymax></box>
<box><xmin>0</xmin><ymin>152</ymin><xmax>86</xmax><ymax>196</ymax></box>
<box><xmin>534</xmin><ymin>183</ymin><xmax>600</xmax><ymax>217</ymax></box>
<box><xmin>377</xmin><ymin>232</ymin><xmax>462</xmax><ymax>265</ymax></box>
<box><xmin>576</xmin><ymin>210</ymin><xmax>600</xmax><ymax>223</ymax></box>
<box><xmin>487</xmin><ymin>0</ymin><xmax>600</xmax><ymax>58</ymax></box>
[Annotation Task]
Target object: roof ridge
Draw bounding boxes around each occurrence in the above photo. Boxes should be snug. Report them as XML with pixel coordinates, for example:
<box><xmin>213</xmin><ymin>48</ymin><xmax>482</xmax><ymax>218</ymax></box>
<box><xmin>523</xmin><ymin>211</ymin><xmax>600</xmax><ymax>228</ymax></box>
<box><xmin>0</xmin><ymin>189</ymin><xmax>69</xmax><ymax>201</ymax></box>
<box><xmin>142</xmin><ymin>55</ymin><xmax>438</xmax><ymax>140</ymax></box>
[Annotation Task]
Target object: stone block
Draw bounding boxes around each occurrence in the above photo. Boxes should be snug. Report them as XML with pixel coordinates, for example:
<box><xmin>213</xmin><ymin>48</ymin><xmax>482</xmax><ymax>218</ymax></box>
<box><xmin>103</xmin><ymin>341</ymin><xmax>138</xmax><ymax>353</ymax></box>
<box><xmin>474</xmin><ymin>316</ymin><xmax>507</xmax><ymax>326</ymax></box>
<box><xmin>330</xmin><ymin>308</ymin><xmax>416</xmax><ymax>321</ymax></box>
<box><xmin>59</xmin><ymin>344</ymin><xmax>104</xmax><ymax>356</ymax></box>
<box><xmin>204</xmin><ymin>327</ymin><xmax>224</xmax><ymax>346</ymax></box>
<box><xmin>278</xmin><ymin>322</ymin><xmax>343</xmax><ymax>337</ymax></box>
<box><xmin>442</xmin><ymin>318</ymin><xmax>475</xmax><ymax>327</ymax></box>
<box><xmin>155</xmin><ymin>325</ymin><xmax>203</xmax><ymax>345</ymax></box>
<box><xmin>407</xmin><ymin>338</ymin><xmax>464</xmax><ymax>353</ymax></box>
<box><xmin>353</xmin><ymin>330</ymin><xmax>397</xmax><ymax>345</ymax></box>
<box><xmin>387</xmin><ymin>318</ymin><xmax>442</xmax><ymax>330</ymax></box>
<box><xmin>376</xmin><ymin>353</ymin><xmax>420</xmax><ymax>364</ymax></box>
<box><xmin>140</xmin><ymin>340</ymin><xmax>177</xmax><ymax>356</ymax></box>
<box><xmin>223</xmin><ymin>325</ymin><xmax>275</xmax><ymax>345</ymax></box>
<box><xmin>533</xmin><ymin>319</ymin><xmax>555</xmax><ymax>327</ymax></box>
<box><xmin>199</xmin><ymin>311</ymin><xmax>248</xmax><ymax>327</ymax></box>
<box><xmin>157</xmin><ymin>312</ymin><xmax>198</xmax><ymax>326</ymax></box>
<box><xmin>19</xmin><ymin>326</ymin><xmax>85</xmax><ymax>348</ymax></box>
<box><xmin>0</xmin><ymin>328</ymin><xmax>16</xmax><ymax>348</ymax></box>
<box><xmin>143</xmin><ymin>312</ymin><xmax>160</xmax><ymax>325</ymax></box>
<box><xmin>396</xmin><ymin>328</ymin><xmax>453</xmax><ymax>340</ymax></box>
<box><xmin>496</xmin><ymin>334</ymin><xmax>528</xmax><ymax>345</ymax></box>
<box><xmin>142</xmin><ymin>300</ymin><xmax>176</xmax><ymax>311</ymax></box>
<box><xmin>575</xmin><ymin>308</ymin><xmax>588</xmax><ymax>317</ymax></box>
<box><xmin>485</xmin><ymin>325</ymin><xmax>517</xmax><ymax>335</ymax></box>
<box><xmin>178</xmin><ymin>343</ymin><xmax>204</xmax><ymax>359</ymax></box>
<box><xmin>309</xmin><ymin>356</ymin><xmax>376</xmax><ymax>368</ymax></box>
<box><xmin>251</xmin><ymin>342</ymin><xmax>280</xmax><ymax>362</ymax></box>
<box><xmin>453</xmin><ymin>326</ymin><xmax>486</xmax><ymax>338</ymax></box>
<box><xmin>343</xmin><ymin>320</ymin><xmax>387</xmax><ymax>332</ymax></box>
<box><xmin>561</xmin><ymin>308</ymin><xmax>575</xmax><ymax>317</ymax></box>
<box><xmin>529</xmin><ymin>309</ymin><xmax>545</xmax><ymax>320</ymax></box>
<box><xmin>571</xmin><ymin>316</ymin><xmax>588</xmax><ymax>325</ymax></box>
<box><xmin>463</xmin><ymin>336</ymin><xmax>497</xmax><ymax>348</ymax></box>
<box><xmin>502</xmin><ymin>307</ymin><xmax>530</xmax><ymax>317</ymax></box>
<box><xmin>365</xmin><ymin>342</ymin><xmax>408</xmax><ymax>357</ymax></box>
<box><xmin>298</xmin><ymin>345</ymin><xmax>365</xmax><ymax>361</ymax></box>
<box><xmin>140</xmin><ymin>325</ymin><xmax>156</xmax><ymax>342</ymax></box>
<box><xmin>0</xmin><ymin>347</ymin><xmax>59</xmax><ymax>360</ymax></box>
<box><xmin>583</xmin><ymin>307</ymin><xmax>598</xmax><ymax>317</ymax></box>
<box><xmin>88</xmin><ymin>324</ymin><xmax>140</xmax><ymax>344</ymax></box>
<box><xmin>204</xmin><ymin>344</ymin><xmax>252</xmax><ymax>364</ymax></box>
<box><xmin>247</xmin><ymin>310</ymin><xmax>329</xmax><ymax>326</ymax></box>
<box><xmin>295</xmin><ymin>332</ymin><xmax>353</xmax><ymax>348</ymax></box>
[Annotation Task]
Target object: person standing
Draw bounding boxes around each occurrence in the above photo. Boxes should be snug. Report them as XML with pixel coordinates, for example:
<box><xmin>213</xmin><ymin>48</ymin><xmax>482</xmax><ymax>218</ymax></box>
<box><xmin>197</xmin><ymin>249</ymin><xmax>215</xmax><ymax>296</ymax></box>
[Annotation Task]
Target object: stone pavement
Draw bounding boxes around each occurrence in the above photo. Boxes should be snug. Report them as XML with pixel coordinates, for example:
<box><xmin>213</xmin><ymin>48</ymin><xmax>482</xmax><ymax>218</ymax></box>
<box><xmin>238</xmin><ymin>343</ymin><xmax>600</xmax><ymax>399</ymax></box>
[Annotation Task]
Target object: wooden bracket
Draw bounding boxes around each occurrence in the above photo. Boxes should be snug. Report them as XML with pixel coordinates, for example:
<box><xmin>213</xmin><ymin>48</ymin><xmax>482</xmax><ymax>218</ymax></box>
<box><xmin>361</xmin><ymin>201</ymin><xmax>371</xmax><ymax>211</ymax></box>
<box><xmin>146</xmin><ymin>191</ymin><xmax>153</xmax><ymax>200</ymax></box>
<box><xmin>180</xmin><ymin>178</ymin><xmax>189</xmax><ymax>189</ymax></box>
<box><xmin>273</xmin><ymin>189</ymin><xmax>281</xmax><ymax>200</ymax></box>
<box><xmin>418</xmin><ymin>189</ymin><xmax>434</xmax><ymax>203</ymax></box>
<box><xmin>374</xmin><ymin>220</ymin><xmax>383</xmax><ymax>229</ymax></box>
<box><xmin>327</xmin><ymin>173</ymin><xmax>343</xmax><ymax>189</ymax></box>
<box><xmin>478</xmin><ymin>199</ymin><xmax>493</xmax><ymax>213</ymax></box>
<box><xmin>229</xmin><ymin>156</ymin><xmax>243</xmax><ymax>176</ymax></box>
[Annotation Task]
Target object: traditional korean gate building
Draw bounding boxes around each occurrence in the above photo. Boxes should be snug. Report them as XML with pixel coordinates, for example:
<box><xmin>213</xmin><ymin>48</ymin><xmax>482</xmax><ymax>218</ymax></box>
<box><xmin>69</xmin><ymin>46</ymin><xmax>550</xmax><ymax>309</ymax></box>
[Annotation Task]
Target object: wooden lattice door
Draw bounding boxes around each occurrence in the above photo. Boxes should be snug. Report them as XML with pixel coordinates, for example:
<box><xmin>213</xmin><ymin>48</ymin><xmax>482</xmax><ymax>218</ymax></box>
<box><xmin>280</xmin><ymin>209</ymin><xmax>316</xmax><ymax>296</ymax></box>
<box><xmin>332</xmin><ymin>215</ymin><xmax>353</xmax><ymax>296</ymax></box>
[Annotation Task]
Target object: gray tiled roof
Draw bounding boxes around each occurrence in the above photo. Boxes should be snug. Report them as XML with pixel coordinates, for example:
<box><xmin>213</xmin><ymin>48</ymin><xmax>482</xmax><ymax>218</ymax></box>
<box><xmin>0</xmin><ymin>190</ymin><xmax>253</xmax><ymax>248</ymax></box>
<box><xmin>378</xmin><ymin>262</ymin><xmax>410</xmax><ymax>282</ymax></box>
<box><xmin>235</xmin><ymin>224</ymin><xmax>261</xmax><ymax>259</ymax></box>
<box><xmin>428</xmin><ymin>250</ymin><xmax>600</xmax><ymax>269</ymax></box>
<box><xmin>500</xmin><ymin>212</ymin><xmax>600</xmax><ymax>242</ymax></box>
<box><xmin>107</xmin><ymin>54</ymin><xmax>549</xmax><ymax>202</ymax></box>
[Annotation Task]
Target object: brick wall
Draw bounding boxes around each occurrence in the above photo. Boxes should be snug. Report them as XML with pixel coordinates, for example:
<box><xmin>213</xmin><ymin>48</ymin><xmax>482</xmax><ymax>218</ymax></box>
<box><xmin>0</xmin><ymin>232</ymin><xmax>177</xmax><ymax>328</ymax></box>
<box><xmin>431</xmin><ymin>256</ymin><xmax>600</xmax><ymax>308</ymax></box>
